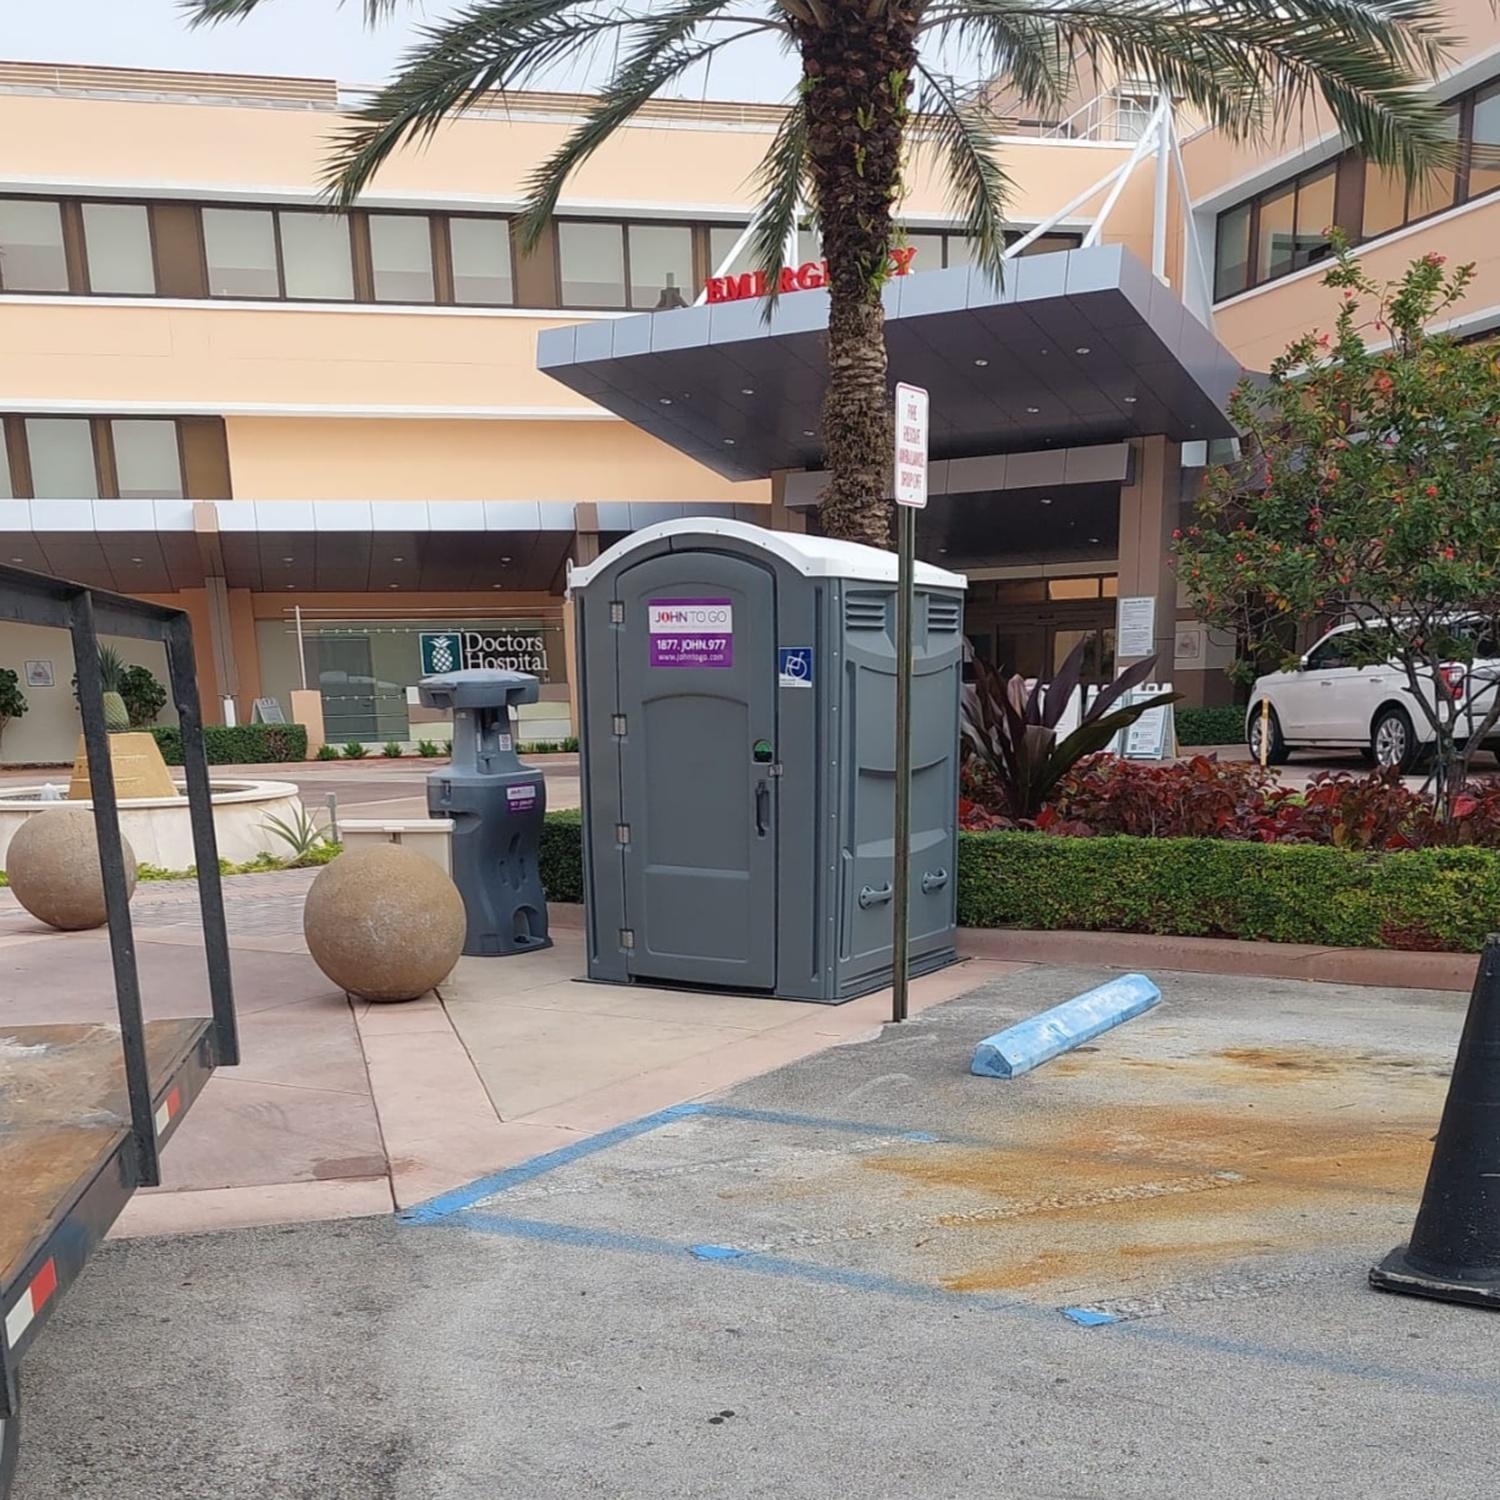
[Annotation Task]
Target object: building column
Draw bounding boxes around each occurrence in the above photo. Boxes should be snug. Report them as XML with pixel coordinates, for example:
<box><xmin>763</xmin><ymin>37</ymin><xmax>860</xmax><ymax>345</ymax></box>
<box><xmin>1115</xmin><ymin>435</ymin><xmax>1182</xmax><ymax>676</ymax></box>
<box><xmin>563</xmin><ymin>504</ymin><xmax>602</xmax><ymax>736</ymax></box>
<box><xmin>767</xmin><ymin>470</ymin><xmax>807</xmax><ymax>533</ymax></box>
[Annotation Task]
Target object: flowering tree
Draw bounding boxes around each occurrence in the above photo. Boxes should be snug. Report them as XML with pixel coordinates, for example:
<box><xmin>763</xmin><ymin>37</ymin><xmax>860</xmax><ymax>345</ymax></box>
<box><xmin>1175</xmin><ymin>240</ymin><xmax>1500</xmax><ymax>813</ymax></box>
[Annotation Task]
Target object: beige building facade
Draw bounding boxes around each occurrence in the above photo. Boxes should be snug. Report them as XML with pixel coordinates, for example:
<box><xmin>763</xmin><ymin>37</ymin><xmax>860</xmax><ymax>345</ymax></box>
<box><xmin>3</xmin><ymin>25</ymin><xmax>1499</xmax><ymax>761</ymax></box>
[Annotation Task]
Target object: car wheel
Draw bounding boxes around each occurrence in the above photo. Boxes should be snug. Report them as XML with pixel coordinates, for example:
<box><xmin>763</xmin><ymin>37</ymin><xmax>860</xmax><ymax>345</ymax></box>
<box><xmin>1371</xmin><ymin>706</ymin><xmax>1420</xmax><ymax>772</ymax></box>
<box><xmin>1247</xmin><ymin>704</ymin><xmax>1289</xmax><ymax>766</ymax></box>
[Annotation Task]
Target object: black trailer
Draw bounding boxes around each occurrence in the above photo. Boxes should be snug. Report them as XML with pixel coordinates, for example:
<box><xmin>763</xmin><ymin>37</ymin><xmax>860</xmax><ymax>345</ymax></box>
<box><xmin>0</xmin><ymin>567</ymin><xmax>238</xmax><ymax>1497</ymax></box>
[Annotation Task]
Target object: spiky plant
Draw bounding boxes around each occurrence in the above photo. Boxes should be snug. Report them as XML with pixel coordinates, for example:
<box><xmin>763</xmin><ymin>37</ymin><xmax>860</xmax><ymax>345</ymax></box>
<box><xmin>189</xmin><ymin>0</ymin><xmax>1454</xmax><ymax>545</ymax></box>
<box><xmin>96</xmin><ymin>646</ymin><xmax>131</xmax><ymax>733</ymax></box>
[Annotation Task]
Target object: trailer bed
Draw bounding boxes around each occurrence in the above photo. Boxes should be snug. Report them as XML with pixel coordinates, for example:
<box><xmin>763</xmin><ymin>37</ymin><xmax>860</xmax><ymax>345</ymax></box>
<box><xmin>1</xmin><ymin>1021</ymin><xmax>214</xmax><ymax>1357</ymax></box>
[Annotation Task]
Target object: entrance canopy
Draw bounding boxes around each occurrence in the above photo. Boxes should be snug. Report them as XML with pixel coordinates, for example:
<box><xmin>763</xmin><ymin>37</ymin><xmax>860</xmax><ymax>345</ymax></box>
<box><xmin>538</xmin><ymin>244</ymin><xmax>1241</xmax><ymax>482</ymax></box>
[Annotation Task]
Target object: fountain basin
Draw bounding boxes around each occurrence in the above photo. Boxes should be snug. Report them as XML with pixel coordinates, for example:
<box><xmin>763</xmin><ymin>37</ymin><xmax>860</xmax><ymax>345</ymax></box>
<box><xmin>0</xmin><ymin>780</ymin><xmax>304</xmax><ymax>871</ymax></box>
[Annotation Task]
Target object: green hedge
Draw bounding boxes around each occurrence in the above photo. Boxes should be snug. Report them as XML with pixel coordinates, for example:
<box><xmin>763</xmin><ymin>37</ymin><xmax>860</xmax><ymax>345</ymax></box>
<box><xmin>540</xmin><ymin>807</ymin><xmax>585</xmax><ymax>904</ymax></box>
<box><xmin>957</xmin><ymin>831</ymin><xmax>1500</xmax><ymax>952</ymax></box>
<box><xmin>149</xmin><ymin>723</ymin><xmax>308</xmax><ymax>766</ymax></box>
<box><xmin>535</xmin><ymin>811</ymin><xmax>1500</xmax><ymax>952</ymax></box>
<box><xmin>1175</xmin><ymin>705</ymin><xmax>1246</xmax><ymax>747</ymax></box>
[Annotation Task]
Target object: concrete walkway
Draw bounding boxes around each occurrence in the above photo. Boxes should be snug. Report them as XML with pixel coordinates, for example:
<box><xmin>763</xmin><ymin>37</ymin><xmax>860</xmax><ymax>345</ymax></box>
<box><xmin>0</xmin><ymin>863</ymin><xmax>1011</xmax><ymax>1236</ymax></box>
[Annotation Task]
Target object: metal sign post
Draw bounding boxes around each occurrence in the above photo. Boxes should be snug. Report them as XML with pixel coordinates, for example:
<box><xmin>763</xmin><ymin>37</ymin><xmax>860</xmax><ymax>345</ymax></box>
<box><xmin>892</xmin><ymin>381</ymin><xmax>929</xmax><ymax>1024</ymax></box>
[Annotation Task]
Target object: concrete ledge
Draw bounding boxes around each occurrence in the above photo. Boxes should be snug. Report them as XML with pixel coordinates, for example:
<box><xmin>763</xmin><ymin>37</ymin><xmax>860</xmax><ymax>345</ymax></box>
<box><xmin>959</xmin><ymin>927</ymin><xmax>1479</xmax><ymax>992</ymax></box>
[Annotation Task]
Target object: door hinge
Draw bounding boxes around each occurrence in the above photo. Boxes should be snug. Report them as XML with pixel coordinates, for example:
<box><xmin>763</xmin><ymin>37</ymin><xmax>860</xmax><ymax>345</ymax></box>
<box><xmin>612</xmin><ymin>714</ymin><xmax>628</xmax><ymax>737</ymax></box>
<box><xmin>610</xmin><ymin>601</ymin><xmax>624</xmax><ymax>624</ymax></box>
<box><xmin>619</xmin><ymin>928</ymin><xmax>635</xmax><ymax>950</ymax></box>
<box><xmin>615</xmin><ymin>822</ymin><xmax>631</xmax><ymax>845</ymax></box>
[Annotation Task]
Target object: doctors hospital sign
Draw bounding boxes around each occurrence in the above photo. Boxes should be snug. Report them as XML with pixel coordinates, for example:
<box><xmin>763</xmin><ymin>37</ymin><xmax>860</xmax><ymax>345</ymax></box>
<box><xmin>704</xmin><ymin>246</ymin><xmax>918</xmax><ymax>304</ymax></box>
<box><xmin>420</xmin><ymin>629</ymin><xmax>549</xmax><ymax>678</ymax></box>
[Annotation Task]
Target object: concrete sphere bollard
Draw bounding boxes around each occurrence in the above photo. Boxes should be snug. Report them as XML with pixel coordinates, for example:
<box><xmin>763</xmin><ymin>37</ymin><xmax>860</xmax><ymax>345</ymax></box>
<box><xmin>5</xmin><ymin>807</ymin><xmax>138</xmax><ymax>931</ymax></box>
<box><xmin>303</xmin><ymin>843</ymin><xmax>466</xmax><ymax>1002</ymax></box>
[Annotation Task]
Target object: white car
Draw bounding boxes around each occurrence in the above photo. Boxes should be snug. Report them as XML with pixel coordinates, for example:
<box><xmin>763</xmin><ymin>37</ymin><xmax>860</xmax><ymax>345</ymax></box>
<box><xmin>1246</xmin><ymin>621</ymin><xmax>1500</xmax><ymax>771</ymax></box>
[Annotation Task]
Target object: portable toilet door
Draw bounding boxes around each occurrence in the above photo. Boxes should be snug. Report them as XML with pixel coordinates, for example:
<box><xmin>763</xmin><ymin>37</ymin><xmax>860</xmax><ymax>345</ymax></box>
<box><xmin>599</xmin><ymin>542</ymin><xmax>779</xmax><ymax>991</ymax></box>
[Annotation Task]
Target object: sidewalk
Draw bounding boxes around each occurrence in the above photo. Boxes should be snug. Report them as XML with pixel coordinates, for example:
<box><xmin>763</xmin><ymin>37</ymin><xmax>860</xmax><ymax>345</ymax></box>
<box><xmin>0</xmin><ymin>866</ymin><xmax>1016</xmax><ymax>1236</ymax></box>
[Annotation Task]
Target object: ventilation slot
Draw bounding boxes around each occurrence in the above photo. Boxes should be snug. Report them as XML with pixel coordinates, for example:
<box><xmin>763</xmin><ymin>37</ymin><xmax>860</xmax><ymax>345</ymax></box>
<box><xmin>844</xmin><ymin>594</ymin><xmax>888</xmax><ymax>632</ymax></box>
<box><xmin>927</xmin><ymin>597</ymin><xmax>961</xmax><ymax>633</ymax></box>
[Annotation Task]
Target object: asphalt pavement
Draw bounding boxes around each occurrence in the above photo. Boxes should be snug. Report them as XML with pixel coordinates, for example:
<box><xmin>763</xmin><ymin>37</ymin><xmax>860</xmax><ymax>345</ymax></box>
<box><xmin>12</xmin><ymin>965</ymin><xmax>1493</xmax><ymax>1500</ymax></box>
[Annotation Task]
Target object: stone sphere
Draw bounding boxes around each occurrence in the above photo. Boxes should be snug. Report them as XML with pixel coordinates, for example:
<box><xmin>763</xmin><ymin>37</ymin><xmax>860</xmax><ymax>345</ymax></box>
<box><xmin>6</xmin><ymin>807</ymin><xmax>138</xmax><ymax>931</ymax></box>
<box><xmin>303</xmin><ymin>844</ymin><xmax>466</xmax><ymax>1002</ymax></box>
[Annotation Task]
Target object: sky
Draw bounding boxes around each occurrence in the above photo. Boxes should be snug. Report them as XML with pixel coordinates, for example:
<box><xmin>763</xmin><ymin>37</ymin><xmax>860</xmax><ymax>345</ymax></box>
<box><xmin>1</xmin><ymin>0</ymin><xmax>800</xmax><ymax>102</ymax></box>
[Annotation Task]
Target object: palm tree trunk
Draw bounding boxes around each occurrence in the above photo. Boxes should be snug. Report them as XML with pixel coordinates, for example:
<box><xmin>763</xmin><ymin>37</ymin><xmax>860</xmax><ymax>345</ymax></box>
<box><xmin>798</xmin><ymin>4</ymin><xmax>917</xmax><ymax>548</ymax></box>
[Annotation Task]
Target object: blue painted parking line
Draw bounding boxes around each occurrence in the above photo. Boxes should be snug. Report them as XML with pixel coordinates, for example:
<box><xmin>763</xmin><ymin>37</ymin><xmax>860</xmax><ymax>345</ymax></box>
<box><xmin>433</xmin><ymin>1209</ymin><xmax>1500</xmax><ymax>1401</ymax></box>
<box><xmin>401</xmin><ymin>1102</ymin><xmax>945</xmax><ymax>1224</ymax></box>
<box><xmin>399</xmin><ymin>1103</ymin><xmax>707</xmax><ymax>1224</ymax></box>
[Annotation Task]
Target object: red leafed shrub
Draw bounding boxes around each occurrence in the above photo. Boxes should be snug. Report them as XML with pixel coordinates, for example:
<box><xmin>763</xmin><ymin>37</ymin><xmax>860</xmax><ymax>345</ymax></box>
<box><xmin>1264</xmin><ymin>768</ymin><xmax>1437</xmax><ymax>850</ymax></box>
<box><xmin>1041</xmin><ymin>755</ymin><xmax>1278</xmax><ymax>839</ymax></box>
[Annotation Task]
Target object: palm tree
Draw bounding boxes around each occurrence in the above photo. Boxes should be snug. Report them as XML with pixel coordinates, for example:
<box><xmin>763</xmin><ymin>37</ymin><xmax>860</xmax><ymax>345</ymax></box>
<box><xmin>189</xmin><ymin>0</ymin><xmax>1453</xmax><ymax>546</ymax></box>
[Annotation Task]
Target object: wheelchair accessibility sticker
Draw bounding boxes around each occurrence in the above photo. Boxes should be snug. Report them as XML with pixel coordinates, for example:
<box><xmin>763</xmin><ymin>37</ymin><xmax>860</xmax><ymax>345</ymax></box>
<box><xmin>778</xmin><ymin>647</ymin><xmax>813</xmax><ymax>689</ymax></box>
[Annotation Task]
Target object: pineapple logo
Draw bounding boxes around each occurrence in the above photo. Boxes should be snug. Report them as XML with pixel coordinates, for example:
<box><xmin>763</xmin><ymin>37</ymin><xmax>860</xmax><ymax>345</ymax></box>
<box><xmin>420</xmin><ymin>632</ymin><xmax>462</xmax><ymax>676</ymax></box>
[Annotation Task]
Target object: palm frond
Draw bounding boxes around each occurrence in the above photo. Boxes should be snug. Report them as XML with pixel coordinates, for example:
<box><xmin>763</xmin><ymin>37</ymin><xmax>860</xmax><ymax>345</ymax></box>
<box><xmin>514</xmin><ymin>1</ymin><xmax>784</xmax><ymax>247</ymax></box>
<box><xmin>917</xmin><ymin>7</ymin><xmax>1072</xmax><ymax>117</ymax></box>
<box><xmin>748</xmin><ymin>92</ymin><xmax>813</xmax><ymax>319</ymax></box>
<box><xmin>184</xmin><ymin>0</ymin><xmax>412</xmax><ymax>24</ymax></box>
<box><xmin>922</xmin><ymin>0</ymin><xmax>1455</xmax><ymax>174</ymax></box>
<box><xmin>911</xmin><ymin>67</ymin><xmax>1012</xmax><ymax>289</ymax></box>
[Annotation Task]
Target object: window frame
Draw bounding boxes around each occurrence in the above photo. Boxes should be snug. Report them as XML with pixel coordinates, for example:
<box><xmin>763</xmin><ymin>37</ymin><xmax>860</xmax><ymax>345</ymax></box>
<box><xmin>364</xmin><ymin>208</ymin><xmax>440</xmax><ymax>305</ymax></box>
<box><xmin>1214</xmin><ymin>74</ymin><xmax>1500</xmax><ymax>304</ymax></box>
<box><xmin>78</xmin><ymin>197</ymin><xmax>160</xmax><ymax>298</ymax></box>
<box><xmin>0</xmin><ymin>194</ymin><xmax>74</xmax><ymax>295</ymax></box>
<box><xmin>1</xmin><ymin>413</ymin><xmax>188</xmax><ymax>501</ymax></box>
<box><xmin>444</xmin><ymin>210</ymin><xmax>518</xmax><ymax>308</ymax></box>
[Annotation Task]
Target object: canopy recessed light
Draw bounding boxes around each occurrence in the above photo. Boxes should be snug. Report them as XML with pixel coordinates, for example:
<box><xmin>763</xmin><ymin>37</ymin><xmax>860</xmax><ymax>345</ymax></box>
<box><xmin>740</xmin><ymin>387</ymin><xmax>755</xmax><ymax>396</ymax></box>
<box><xmin>283</xmin><ymin>556</ymin><xmax>294</xmax><ymax>563</ymax></box>
<box><xmin>388</xmin><ymin>583</ymin><xmax>400</xmax><ymax>589</ymax></box>
<box><xmin>658</xmin><ymin>397</ymin><xmax>673</xmax><ymax>405</ymax></box>
<box><xmin>285</xmin><ymin>583</ymin><xmax>295</xmax><ymax>590</ymax></box>
<box><xmin>131</xmin><ymin>557</ymin><xmax>143</xmax><ymax>564</ymax></box>
<box><xmin>1026</xmin><ymin>406</ymin><xmax>1040</xmax><ymax>414</ymax></box>
<box><xmin>1123</xmin><ymin>395</ymin><xmax>1138</xmax><ymax>404</ymax></box>
<box><xmin>1039</xmin><ymin>497</ymin><xmax>1053</xmax><ymax>506</ymax></box>
<box><xmin>10</xmin><ymin>556</ymin><xmax>23</xmax><ymax>563</ymax></box>
<box><xmin>1088</xmin><ymin>536</ymin><xmax>1100</xmax><ymax>543</ymax></box>
<box><xmin>973</xmin><ymin>358</ymin><xmax>989</xmax><ymax>368</ymax></box>
<box><xmin>723</xmin><ymin>438</ymin><xmax>736</xmax><ymax>445</ymax></box>
<box><xmin>1075</xmin><ymin>346</ymin><xmax>1091</xmax><ymax>355</ymax></box>
<box><xmin>803</xmin><ymin>429</ymin><xmax>816</xmax><ymax>437</ymax></box>
<box><xmin>499</xmin><ymin>555</ymin><xmax>513</xmax><ymax>564</ymax></box>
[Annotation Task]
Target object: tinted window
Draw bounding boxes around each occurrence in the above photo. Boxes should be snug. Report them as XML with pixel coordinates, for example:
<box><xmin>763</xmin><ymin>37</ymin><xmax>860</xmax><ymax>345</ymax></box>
<box><xmin>558</xmin><ymin>221</ymin><xmax>625</xmax><ymax>306</ymax></box>
<box><xmin>1292</xmin><ymin>166</ymin><xmax>1336</xmax><ymax>270</ymax></box>
<box><xmin>449</xmin><ymin>216</ymin><xmax>513</xmax><ymax>305</ymax></box>
<box><xmin>82</xmin><ymin>203</ymin><xmax>155</xmax><ymax>294</ymax></box>
<box><xmin>708</xmin><ymin>224</ymin><xmax>753</xmax><ymax>278</ymax></box>
<box><xmin>203</xmin><ymin>207</ymin><xmax>279</xmax><ymax>297</ymax></box>
<box><xmin>0</xmin><ymin>199</ymin><xmax>69</xmax><ymax>292</ymax></box>
<box><xmin>627</xmin><ymin>223</ymin><xmax>692</xmax><ymax>309</ymax></box>
<box><xmin>1214</xmin><ymin>203</ymin><xmax>1251</xmax><ymax>300</ymax></box>
<box><xmin>1306</xmin><ymin>635</ymin><xmax>1350</xmax><ymax>670</ymax></box>
<box><xmin>904</xmin><ymin>230</ymin><xmax>946</xmax><ymax>270</ymax></box>
<box><xmin>1470</xmin><ymin>82</ymin><xmax>1500</xmax><ymax>200</ymax></box>
<box><xmin>111</xmin><ymin>419</ymin><xmax>183</xmax><ymax>499</ymax></box>
<box><xmin>368</xmin><ymin>214</ymin><xmax>434</xmax><ymax>303</ymax></box>
<box><xmin>0</xmin><ymin>424</ymin><xmax>10</xmax><ymax>499</ymax></box>
<box><xmin>278</xmin><ymin>211</ymin><xmax>353</xmax><ymax>300</ymax></box>
<box><xmin>26</xmin><ymin>418</ymin><xmax>97</xmax><ymax>498</ymax></box>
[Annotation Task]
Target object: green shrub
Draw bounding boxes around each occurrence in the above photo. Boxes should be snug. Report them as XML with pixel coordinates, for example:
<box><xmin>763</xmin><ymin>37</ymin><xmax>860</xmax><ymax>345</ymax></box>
<box><xmin>956</xmin><ymin>831</ymin><xmax>1500</xmax><ymax>952</ymax></box>
<box><xmin>150</xmin><ymin>723</ymin><xmax>308</xmax><ymax>765</ymax></box>
<box><xmin>120</xmin><ymin>664</ymin><xmax>168</xmax><ymax>728</ymax></box>
<box><xmin>539</xmin><ymin>808</ymin><xmax>584</xmax><ymax>904</ymax></box>
<box><xmin>0</xmin><ymin>667</ymin><xmax>28</xmax><ymax>749</ymax></box>
<box><xmin>532</xmin><ymin>811</ymin><xmax>1500</xmax><ymax>952</ymax></box>
<box><xmin>417</xmin><ymin>739</ymin><xmax>441</xmax><ymax>758</ymax></box>
<box><xmin>342</xmin><ymin>740</ymin><xmax>368</xmax><ymax>759</ymax></box>
<box><xmin>383</xmin><ymin>741</ymin><xmax>403</xmax><ymax>758</ymax></box>
<box><xmin>315</xmin><ymin>743</ymin><xmax>340</xmax><ymax>761</ymax></box>
<box><xmin>1176</xmin><ymin>705</ymin><xmax>1246</xmax><ymax>747</ymax></box>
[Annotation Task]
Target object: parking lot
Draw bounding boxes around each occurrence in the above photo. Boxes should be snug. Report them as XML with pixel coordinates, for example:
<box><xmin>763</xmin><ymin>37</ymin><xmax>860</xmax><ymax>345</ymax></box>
<box><xmin>14</xmin><ymin>964</ymin><xmax>1493</xmax><ymax>1499</ymax></box>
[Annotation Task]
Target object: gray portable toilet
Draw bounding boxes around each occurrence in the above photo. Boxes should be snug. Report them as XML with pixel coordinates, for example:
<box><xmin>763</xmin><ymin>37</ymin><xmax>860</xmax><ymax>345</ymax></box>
<box><xmin>570</xmin><ymin>518</ymin><xmax>967</xmax><ymax>1003</ymax></box>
